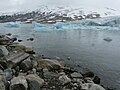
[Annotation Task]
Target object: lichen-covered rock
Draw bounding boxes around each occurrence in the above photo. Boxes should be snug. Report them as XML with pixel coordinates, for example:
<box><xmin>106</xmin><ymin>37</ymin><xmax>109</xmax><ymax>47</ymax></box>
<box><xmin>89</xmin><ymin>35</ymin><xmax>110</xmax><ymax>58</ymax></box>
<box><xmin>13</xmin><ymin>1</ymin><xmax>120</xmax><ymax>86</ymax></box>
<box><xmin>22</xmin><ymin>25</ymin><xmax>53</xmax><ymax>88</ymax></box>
<box><xmin>37</xmin><ymin>59</ymin><xmax>63</xmax><ymax>70</ymax></box>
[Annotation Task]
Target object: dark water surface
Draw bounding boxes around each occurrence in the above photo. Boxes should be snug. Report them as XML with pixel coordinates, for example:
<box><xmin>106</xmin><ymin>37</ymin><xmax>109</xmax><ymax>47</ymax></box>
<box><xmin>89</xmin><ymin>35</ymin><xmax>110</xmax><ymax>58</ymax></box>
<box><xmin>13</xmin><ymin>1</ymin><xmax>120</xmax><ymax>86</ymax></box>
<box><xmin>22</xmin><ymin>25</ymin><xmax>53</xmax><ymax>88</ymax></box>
<box><xmin>0</xmin><ymin>23</ymin><xmax>120</xmax><ymax>89</ymax></box>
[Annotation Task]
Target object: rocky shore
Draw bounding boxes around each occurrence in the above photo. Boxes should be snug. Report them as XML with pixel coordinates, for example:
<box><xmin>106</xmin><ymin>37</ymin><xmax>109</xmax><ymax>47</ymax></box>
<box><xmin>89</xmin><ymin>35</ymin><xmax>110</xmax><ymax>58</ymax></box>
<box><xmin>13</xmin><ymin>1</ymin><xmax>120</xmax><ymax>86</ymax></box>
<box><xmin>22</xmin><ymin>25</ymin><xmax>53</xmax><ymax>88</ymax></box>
<box><xmin>0</xmin><ymin>33</ymin><xmax>114</xmax><ymax>90</ymax></box>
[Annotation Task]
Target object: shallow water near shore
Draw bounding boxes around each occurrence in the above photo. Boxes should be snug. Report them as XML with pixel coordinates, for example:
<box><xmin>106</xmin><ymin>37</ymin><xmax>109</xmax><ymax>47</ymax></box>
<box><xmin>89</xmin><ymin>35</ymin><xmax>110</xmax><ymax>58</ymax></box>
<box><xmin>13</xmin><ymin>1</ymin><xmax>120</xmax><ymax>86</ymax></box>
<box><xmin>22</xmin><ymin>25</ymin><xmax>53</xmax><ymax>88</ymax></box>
<box><xmin>0</xmin><ymin>23</ymin><xmax>120</xmax><ymax>89</ymax></box>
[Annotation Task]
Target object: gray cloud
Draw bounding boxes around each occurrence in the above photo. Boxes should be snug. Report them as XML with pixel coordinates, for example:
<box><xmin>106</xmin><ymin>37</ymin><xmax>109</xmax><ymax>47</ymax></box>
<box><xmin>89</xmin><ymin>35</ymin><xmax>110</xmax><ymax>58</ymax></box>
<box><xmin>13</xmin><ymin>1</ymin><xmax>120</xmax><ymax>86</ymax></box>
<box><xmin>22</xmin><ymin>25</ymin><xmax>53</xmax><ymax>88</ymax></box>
<box><xmin>0</xmin><ymin>0</ymin><xmax>119</xmax><ymax>13</ymax></box>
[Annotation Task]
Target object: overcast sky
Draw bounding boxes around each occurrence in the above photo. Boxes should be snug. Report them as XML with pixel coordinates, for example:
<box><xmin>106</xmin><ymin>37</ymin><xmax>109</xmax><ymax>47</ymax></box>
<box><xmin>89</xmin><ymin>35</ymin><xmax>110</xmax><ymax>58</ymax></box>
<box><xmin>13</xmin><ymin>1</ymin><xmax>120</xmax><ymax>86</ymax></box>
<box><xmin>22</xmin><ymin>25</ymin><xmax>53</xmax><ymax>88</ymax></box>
<box><xmin>0</xmin><ymin>0</ymin><xmax>120</xmax><ymax>12</ymax></box>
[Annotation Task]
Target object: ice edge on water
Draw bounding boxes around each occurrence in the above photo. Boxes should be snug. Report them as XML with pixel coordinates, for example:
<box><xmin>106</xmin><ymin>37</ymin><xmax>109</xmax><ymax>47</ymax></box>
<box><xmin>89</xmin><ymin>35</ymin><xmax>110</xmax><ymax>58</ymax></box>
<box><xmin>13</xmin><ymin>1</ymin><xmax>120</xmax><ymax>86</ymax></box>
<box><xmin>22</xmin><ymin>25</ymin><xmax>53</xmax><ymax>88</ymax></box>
<box><xmin>4</xmin><ymin>16</ymin><xmax>120</xmax><ymax>31</ymax></box>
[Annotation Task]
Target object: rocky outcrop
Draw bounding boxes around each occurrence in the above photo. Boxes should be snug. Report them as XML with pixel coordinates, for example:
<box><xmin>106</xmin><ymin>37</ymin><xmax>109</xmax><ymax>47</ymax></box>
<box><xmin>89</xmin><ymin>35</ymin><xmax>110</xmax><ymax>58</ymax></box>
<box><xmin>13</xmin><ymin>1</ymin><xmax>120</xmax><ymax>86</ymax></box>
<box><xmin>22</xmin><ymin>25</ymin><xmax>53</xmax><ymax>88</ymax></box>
<box><xmin>0</xmin><ymin>34</ymin><xmax>110</xmax><ymax>90</ymax></box>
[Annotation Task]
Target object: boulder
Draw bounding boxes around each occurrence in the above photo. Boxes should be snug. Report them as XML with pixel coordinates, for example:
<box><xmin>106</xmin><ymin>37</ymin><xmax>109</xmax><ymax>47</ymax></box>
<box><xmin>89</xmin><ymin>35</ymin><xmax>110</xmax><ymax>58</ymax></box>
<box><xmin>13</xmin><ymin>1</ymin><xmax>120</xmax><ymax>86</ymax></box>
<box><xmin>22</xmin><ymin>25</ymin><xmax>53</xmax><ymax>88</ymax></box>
<box><xmin>0</xmin><ymin>50</ymin><xmax>7</xmax><ymax>69</ymax></box>
<box><xmin>37</xmin><ymin>59</ymin><xmax>63</xmax><ymax>70</ymax></box>
<box><xmin>83</xmin><ymin>71</ymin><xmax>94</xmax><ymax>78</ymax></box>
<box><xmin>25</xmin><ymin>47</ymin><xmax>35</xmax><ymax>54</ymax></box>
<box><xmin>20</xmin><ymin>58</ymin><xmax>32</xmax><ymax>72</ymax></box>
<box><xmin>10</xmin><ymin>76</ymin><xmax>28</xmax><ymax>90</ymax></box>
<box><xmin>4</xmin><ymin>68</ymin><xmax>13</xmax><ymax>81</ymax></box>
<box><xmin>93</xmin><ymin>76</ymin><xmax>101</xmax><ymax>84</ymax></box>
<box><xmin>0</xmin><ymin>36</ymin><xmax>12</xmax><ymax>45</ymax></box>
<box><xmin>70</xmin><ymin>72</ymin><xmax>83</xmax><ymax>79</ymax></box>
<box><xmin>26</xmin><ymin>74</ymin><xmax>44</xmax><ymax>90</ymax></box>
<box><xmin>59</xmin><ymin>75</ymin><xmax>71</xmax><ymax>85</ymax></box>
<box><xmin>44</xmin><ymin>72</ymin><xmax>58</xmax><ymax>79</ymax></box>
<box><xmin>6</xmin><ymin>52</ymin><xmax>29</xmax><ymax>68</ymax></box>
<box><xmin>89</xmin><ymin>84</ymin><xmax>105</xmax><ymax>90</ymax></box>
<box><xmin>81</xmin><ymin>83</ymin><xmax>105</xmax><ymax>90</ymax></box>
<box><xmin>0</xmin><ymin>46</ymin><xmax>9</xmax><ymax>56</ymax></box>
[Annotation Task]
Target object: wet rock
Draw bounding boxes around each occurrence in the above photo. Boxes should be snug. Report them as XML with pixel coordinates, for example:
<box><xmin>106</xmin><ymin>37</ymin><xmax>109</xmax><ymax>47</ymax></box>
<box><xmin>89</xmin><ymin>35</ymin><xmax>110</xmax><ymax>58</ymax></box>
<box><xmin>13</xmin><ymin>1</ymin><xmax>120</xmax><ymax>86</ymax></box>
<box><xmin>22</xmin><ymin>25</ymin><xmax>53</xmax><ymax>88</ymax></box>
<box><xmin>20</xmin><ymin>58</ymin><xmax>32</xmax><ymax>72</ymax></box>
<box><xmin>83</xmin><ymin>71</ymin><xmax>94</xmax><ymax>78</ymax></box>
<box><xmin>6</xmin><ymin>33</ymin><xmax>12</xmax><ymax>36</ymax></box>
<box><xmin>70</xmin><ymin>72</ymin><xmax>83</xmax><ymax>79</ymax></box>
<box><xmin>27</xmin><ymin>38</ymin><xmax>34</xmax><ymax>41</ymax></box>
<box><xmin>37</xmin><ymin>59</ymin><xmax>63</xmax><ymax>70</ymax></box>
<box><xmin>93</xmin><ymin>76</ymin><xmax>101</xmax><ymax>84</ymax></box>
<box><xmin>0</xmin><ymin>75</ymin><xmax>6</xmax><ymax>90</ymax></box>
<box><xmin>18</xmin><ymin>40</ymin><xmax>22</xmax><ymax>42</ymax></box>
<box><xmin>103</xmin><ymin>37</ymin><xmax>112</xmax><ymax>42</ymax></box>
<box><xmin>11</xmin><ymin>37</ymin><xmax>17</xmax><ymax>42</ymax></box>
<box><xmin>26</xmin><ymin>74</ymin><xmax>44</xmax><ymax>89</ymax></box>
<box><xmin>58</xmin><ymin>74</ymin><xmax>71</xmax><ymax>85</ymax></box>
<box><xmin>10</xmin><ymin>76</ymin><xmax>28</xmax><ymax>90</ymax></box>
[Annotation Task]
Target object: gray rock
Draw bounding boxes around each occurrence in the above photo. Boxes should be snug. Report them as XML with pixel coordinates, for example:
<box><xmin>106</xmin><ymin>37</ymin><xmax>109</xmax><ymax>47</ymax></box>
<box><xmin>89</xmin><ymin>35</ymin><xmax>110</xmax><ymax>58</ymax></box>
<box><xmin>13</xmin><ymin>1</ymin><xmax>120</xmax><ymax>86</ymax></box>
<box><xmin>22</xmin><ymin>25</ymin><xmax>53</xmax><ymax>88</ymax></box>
<box><xmin>44</xmin><ymin>72</ymin><xmax>58</xmax><ymax>79</ymax></box>
<box><xmin>6</xmin><ymin>52</ymin><xmax>29</xmax><ymax>68</ymax></box>
<box><xmin>71</xmin><ymin>72</ymin><xmax>83</xmax><ymax>79</ymax></box>
<box><xmin>0</xmin><ymin>36</ymin><xmax>12</xmax><ymax>45</ymax></box>
<box><xmin>10</xmin><ymin>76</ymin><xmax>28</xmax><ymax>90</ymax></box>
<box><xmin>4</xmin><ymin>68</ymin><xmax>13</xmax><ymax>81</ymax></box>
<box><xmin>83</xmin><ymin>71</ymin><xmax>94</xmax><ymax>78</ymax></box>
<box><xmin>0</xmin><ymin>46</ymin><xmax>9</xmax><ymax>56</ymax></box>
<box><xmin>25</xmin><ymin>47</ymin><xmax>35</xmax><ymax>54</ymax></box>
<box><xmin>20</xmin><ymin>58</ymin><xmax>32</xmax><ymax>72</ymax></box>
<box><xmin>89</xmin><ymin>84</ymin><xmax>105</xmax><ymax>90</ymax></box>
<box><xmin>0</xmin><ymin>75</ymin><xmax>5</xmax><ymax>90</ymax></box>
<box><xmin>93</xmin><ymin>76</ymin><xmax>101</xmax><ymax>84</ymax></box>
<box><xmin>81</xmin><ymin>83</ymin><xmax>105</xmax><ymax>90</ymax></box>
<box><xmin>26</xmin><ymin>74</ymin><xmax>44</xmax><ymax>90</ymax></box>
<box><xmin>59</xmin><ymin>75</ymin><xmax>71</xmax><ymax>85</ymax></box>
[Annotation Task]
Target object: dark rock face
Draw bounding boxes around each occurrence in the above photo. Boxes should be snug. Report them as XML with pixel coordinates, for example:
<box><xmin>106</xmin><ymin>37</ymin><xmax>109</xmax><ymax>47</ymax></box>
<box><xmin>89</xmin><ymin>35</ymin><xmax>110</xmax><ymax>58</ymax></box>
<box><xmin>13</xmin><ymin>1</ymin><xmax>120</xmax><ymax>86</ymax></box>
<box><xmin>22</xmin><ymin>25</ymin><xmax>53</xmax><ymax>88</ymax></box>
<box><xmin>83</xmin><ymin>71</ymin><xmax>95</xmax><ymax>78</ymax></box>
<box><xmin>20</xmin><ymin>58</ymin><xmax>32</xmax><ymax>72</ymax></box>
<box><xmin>93</xmin><ymin>76</ymin><xmax>101</xmax><ymax>84</ymax></box>
<box><xmin>103</xmin><ymin>37</ymin><xmax>112</xmax><ymax>42</ymax></box>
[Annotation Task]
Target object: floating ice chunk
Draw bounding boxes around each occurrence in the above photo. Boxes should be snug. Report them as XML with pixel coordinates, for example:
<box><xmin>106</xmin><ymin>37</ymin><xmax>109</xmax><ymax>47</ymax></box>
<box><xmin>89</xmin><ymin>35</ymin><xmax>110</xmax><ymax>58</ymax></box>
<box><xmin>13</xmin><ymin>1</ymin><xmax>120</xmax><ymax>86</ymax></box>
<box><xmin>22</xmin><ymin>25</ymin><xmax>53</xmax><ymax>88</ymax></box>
<box><xmin>54</xmin><ymin>22</ymin><xmax>64</xmax><ymax>29</ymax></box>
<box><xmin>32</xmin><ymin>21</ymin><xmax>52</xmax><ymax>31</ymax></box>
<box><xmin>5</xmin><ymin>22</ymin><xmax>20</xmax><ymax>28</ymax></box>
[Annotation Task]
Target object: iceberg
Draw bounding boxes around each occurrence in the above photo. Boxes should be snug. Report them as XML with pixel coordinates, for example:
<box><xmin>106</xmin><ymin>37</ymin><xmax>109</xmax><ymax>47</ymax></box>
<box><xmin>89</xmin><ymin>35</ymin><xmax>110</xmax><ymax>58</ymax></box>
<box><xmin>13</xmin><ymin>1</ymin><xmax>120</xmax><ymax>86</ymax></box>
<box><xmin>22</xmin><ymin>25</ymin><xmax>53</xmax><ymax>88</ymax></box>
<box><xmin>5</xmin><ymin>22</ymin><xmax>20</xmax><ymax>28</ymax></box>
<box><xmin>32</xmin><ymin>21</ymin><xmax>52</xmax><ymax>31</ymax></box>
